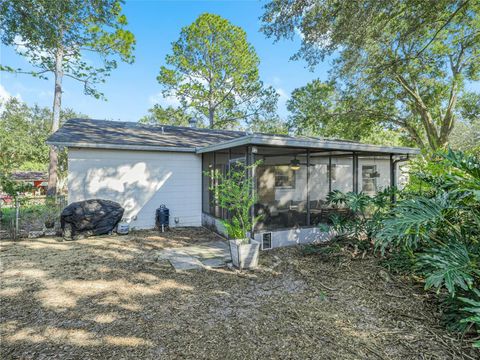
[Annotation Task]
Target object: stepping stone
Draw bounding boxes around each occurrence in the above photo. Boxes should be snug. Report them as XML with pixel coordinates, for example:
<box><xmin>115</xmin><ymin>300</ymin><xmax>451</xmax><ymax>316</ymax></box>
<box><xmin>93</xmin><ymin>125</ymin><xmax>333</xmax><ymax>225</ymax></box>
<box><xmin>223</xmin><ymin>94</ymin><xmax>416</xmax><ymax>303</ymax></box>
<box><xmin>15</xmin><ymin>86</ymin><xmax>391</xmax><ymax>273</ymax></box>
<box><xmin>157</xmin><ymin>241</ymin><xmax>231</xmax><ymax>261</ymax></box>
<box><xmin>201</xmin><ymin>257</ymin><xmax>226</xmax><ymax>268</ymax></box>
<box><xmin>169</xmin><ymin>256</ymin><xmax>204</xmax><ymax>271</ymax></box>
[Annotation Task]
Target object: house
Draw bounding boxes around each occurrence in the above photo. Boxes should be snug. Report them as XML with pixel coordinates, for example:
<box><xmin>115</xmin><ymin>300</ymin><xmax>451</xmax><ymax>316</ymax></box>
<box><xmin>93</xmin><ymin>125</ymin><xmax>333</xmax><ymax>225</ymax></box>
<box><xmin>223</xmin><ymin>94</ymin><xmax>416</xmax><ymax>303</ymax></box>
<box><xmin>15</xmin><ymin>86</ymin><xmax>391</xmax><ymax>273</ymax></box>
<box><xmin>1</xmin><ymin>172</ymin><xmax>48</xmax><ymax>200</ymax></box>
<box><xmin>47</xmin><ymin>118</ymin><xmax>419</xmax><ymax>249</ymax></box>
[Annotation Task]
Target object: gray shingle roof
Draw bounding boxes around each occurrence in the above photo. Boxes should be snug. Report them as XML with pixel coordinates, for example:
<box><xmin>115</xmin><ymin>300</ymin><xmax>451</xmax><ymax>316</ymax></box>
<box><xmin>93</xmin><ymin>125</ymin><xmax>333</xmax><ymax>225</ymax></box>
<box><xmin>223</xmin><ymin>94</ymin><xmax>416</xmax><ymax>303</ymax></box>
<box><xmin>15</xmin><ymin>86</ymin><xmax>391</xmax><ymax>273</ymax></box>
<box><xmin>47</xmin><ymin>118</ymin><xmax>247</xmax><ymax>151</ymax></box>
<box><xmin>47</xmin><ymin>118</ymin><xmax>419</xmax><ymax>155</ymax></box>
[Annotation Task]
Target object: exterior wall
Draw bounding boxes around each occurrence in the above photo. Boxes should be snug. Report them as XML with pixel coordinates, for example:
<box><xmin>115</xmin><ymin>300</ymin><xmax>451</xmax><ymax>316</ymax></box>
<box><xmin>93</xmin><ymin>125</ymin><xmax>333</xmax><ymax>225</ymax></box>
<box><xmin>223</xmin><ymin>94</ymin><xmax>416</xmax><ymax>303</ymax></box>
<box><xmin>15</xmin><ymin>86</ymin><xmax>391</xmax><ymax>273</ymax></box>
<box><xmin>68</xmin><ymin>148</ymin><xmax>202</xmax><ymax>229</ymax></box>
<box><xmin>203</xmin><ymin>211</ymin><xmax>335</xmax><ymax>249</ymax></box>
<box><xmin>202</xmin><ymin>212</ymin><xmax>227</xmax><ymax>237</ymax></box>
<box><xmin>253</xmin><ymin>227</ymin><xmax>336</xmax><ymax>249</ymax></box>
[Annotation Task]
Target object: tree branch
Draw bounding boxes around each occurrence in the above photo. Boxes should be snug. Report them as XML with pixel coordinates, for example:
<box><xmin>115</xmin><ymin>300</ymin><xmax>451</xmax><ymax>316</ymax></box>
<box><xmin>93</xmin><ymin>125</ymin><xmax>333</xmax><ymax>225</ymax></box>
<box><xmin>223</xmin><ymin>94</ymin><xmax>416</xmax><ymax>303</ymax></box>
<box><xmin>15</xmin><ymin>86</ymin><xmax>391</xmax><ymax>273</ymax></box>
<box><xmin>416</xmin><ymin>0</ymin><xmax>470</xmax><ymax>58</ymax></box>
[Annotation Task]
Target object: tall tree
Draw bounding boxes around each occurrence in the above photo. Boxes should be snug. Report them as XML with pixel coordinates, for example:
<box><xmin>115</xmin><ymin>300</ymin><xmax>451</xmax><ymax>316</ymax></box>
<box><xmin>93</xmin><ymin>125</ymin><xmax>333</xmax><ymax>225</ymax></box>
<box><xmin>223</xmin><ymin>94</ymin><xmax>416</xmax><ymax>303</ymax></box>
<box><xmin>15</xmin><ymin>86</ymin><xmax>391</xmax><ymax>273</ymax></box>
<box><xmin>139</xmin><ymin>104</ymin><xmax>193</xmax><ymax>127</ymax></box>
<box><xmin>158</xmin><ymin>13</ymin><xmax>278</xmax><ymax>129</ymax></box>
<box><xmin>262</xmin><ymin>0</ymin><xmax>480</xmax><ymax>150</ymax></box>
<box><xmin>0</xmin><ymin>98</ymin><xmax>84</xmax><ymax>181</ymax></box>
<box><xmin>0</xmin><ymin>0</ymin><xmax>135</xmax><ymax>195</ymax></box>
<box><xmin>287</xmin><ymin>79</ymin><xmax>412</xmax><ymax>145</ymax></box>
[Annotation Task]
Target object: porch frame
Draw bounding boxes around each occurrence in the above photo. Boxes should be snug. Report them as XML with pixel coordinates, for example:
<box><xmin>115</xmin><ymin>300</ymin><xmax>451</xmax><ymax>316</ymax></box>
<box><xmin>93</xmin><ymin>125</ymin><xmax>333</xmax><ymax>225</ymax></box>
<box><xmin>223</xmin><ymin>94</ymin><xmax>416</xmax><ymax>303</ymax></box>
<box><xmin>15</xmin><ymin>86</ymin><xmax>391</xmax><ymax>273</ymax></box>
<box><xmin>199</xmin><ymin>130</ymin><xmax>418</xmax><ymax>240</ymax></box>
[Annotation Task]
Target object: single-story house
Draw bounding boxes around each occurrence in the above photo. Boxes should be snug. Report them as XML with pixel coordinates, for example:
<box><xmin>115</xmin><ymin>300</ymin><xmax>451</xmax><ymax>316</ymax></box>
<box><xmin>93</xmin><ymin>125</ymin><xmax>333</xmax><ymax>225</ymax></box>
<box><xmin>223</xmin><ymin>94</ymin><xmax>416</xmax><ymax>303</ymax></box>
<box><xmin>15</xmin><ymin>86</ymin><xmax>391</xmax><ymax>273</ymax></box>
<box><xmin>47</xmin><ymin>118</ymin><xmax>419</xmax><ymax>249</ymax></box>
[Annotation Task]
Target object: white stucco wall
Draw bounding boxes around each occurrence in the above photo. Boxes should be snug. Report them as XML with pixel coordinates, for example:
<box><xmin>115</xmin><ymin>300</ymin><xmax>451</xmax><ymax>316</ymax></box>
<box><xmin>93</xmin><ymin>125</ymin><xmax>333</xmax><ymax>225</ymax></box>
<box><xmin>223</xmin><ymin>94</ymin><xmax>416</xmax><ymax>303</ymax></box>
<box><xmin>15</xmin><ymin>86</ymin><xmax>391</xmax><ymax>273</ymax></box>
<box><xmin>68</xmin><ymin>148</ymin><xmax>202</xmax><ymax>229</ymax></box>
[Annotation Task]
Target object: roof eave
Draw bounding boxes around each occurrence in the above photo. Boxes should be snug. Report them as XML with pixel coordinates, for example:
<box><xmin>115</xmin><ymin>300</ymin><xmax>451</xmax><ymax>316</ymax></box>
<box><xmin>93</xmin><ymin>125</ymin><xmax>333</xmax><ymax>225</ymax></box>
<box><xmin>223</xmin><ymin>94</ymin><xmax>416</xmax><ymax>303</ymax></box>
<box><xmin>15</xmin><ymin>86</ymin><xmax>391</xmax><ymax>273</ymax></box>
<box><xmin>46</xmin><ymin>141</ymin><xmax>196</xmax><ymax>153</ymax></box>
<box><xmin>196</xmin><ymin>134</ymin><xmax>420</xmax><ymax>155</ymax></box>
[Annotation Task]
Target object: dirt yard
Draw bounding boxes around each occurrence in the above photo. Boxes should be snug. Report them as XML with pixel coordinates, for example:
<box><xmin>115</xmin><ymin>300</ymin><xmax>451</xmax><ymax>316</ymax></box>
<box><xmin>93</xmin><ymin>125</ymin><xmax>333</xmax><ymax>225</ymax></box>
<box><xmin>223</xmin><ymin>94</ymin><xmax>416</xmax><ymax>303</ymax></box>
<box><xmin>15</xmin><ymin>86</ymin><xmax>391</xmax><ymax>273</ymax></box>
<box><xmin>1</xmin><ymin>228</ymin><xmax>477</xmax><ymax>359</ymax></box>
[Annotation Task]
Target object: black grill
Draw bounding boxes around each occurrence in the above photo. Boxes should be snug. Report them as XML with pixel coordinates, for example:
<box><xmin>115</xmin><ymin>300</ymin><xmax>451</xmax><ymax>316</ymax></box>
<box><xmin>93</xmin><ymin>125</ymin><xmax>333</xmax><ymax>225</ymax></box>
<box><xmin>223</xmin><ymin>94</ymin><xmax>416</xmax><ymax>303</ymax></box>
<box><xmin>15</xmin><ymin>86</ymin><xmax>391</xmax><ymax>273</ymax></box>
<box><xmin>155</xmin><ymin>205</ymin><xmax>169</xmax><ymax>231</ymax></box>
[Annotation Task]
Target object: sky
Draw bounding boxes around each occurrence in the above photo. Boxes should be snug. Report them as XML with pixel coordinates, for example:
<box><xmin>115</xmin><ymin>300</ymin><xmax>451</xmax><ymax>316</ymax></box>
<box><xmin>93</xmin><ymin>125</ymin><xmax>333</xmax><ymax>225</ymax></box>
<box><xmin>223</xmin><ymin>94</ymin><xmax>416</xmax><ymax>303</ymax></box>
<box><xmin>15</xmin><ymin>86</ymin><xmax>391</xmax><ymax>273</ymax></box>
<box><xmin>1</xmin><ymin>0</ymin><xmax>478</xmax><ymax>122</ymax></box>
<box><xmin>0</xmin><ymin>0</ymin><xmax>331</xmax><ymax>122</ymax></box>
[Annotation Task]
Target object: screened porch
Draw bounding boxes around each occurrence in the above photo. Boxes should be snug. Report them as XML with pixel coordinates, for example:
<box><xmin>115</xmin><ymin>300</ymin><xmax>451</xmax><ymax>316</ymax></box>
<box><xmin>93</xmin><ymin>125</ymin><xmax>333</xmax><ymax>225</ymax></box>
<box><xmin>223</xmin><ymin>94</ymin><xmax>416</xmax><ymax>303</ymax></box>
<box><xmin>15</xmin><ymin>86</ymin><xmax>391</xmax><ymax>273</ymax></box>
<box><xmin>200</xmin><ymin>143</ymin><xmax>412</xmax><ymax>233</ymax></box>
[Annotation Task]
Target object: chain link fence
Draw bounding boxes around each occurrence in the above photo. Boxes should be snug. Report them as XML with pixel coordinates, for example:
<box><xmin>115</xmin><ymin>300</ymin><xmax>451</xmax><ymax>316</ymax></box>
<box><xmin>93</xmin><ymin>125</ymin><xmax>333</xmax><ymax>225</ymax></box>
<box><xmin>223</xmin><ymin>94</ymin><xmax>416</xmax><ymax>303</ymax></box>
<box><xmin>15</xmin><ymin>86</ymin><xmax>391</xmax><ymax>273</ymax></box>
<box><xmin>0</xmin><ymin>195</ymin><xmax>67</xmax><ymax>240</ymax></box>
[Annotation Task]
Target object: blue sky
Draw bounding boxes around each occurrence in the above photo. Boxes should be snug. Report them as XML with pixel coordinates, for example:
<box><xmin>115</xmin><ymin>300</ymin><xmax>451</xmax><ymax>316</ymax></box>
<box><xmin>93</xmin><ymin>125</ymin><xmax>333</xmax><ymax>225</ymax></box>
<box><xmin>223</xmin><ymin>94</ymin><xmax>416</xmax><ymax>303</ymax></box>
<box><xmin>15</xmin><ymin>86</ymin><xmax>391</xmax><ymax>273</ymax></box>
<box><xmin>1</xmin><ymin>0</ymin><xmax>331</xmax><ymax>121</ymax></box>
<box><xmin>1</xmin><ymin>0</ymin><xmax>478</xmax><ymax>122</ymax></box>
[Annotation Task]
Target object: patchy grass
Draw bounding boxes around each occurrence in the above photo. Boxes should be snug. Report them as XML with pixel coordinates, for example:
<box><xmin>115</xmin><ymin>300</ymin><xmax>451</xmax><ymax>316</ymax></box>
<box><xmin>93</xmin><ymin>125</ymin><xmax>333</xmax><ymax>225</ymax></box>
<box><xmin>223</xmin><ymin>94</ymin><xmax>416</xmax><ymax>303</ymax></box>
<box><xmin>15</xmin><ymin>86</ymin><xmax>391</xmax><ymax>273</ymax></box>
<box><xmin>1</xmin><ymin>228</ymin><xmax>477</xmax><ymax>359</ymax></box>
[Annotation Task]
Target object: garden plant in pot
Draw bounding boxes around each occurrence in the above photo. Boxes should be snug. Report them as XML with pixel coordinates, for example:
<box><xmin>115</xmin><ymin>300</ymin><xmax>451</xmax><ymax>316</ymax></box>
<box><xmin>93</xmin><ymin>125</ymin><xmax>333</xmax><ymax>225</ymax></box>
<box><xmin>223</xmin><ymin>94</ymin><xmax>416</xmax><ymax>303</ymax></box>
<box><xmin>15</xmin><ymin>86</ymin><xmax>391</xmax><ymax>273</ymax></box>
<box><xmin>208</xmin><ymin>161</ymin><xmax>262</xmax><ymax>270</ymax></box>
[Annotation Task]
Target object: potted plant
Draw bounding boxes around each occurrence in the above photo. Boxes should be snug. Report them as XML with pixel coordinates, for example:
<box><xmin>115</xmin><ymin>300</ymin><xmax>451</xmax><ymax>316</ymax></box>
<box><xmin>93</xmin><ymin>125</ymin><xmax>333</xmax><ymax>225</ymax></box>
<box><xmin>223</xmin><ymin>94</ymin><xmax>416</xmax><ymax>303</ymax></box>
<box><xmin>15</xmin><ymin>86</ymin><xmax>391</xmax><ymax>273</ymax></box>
<box><xmin>208</xmin><ymin>161</ymin><xmax>262</xmax><ymax>270</ymax></box>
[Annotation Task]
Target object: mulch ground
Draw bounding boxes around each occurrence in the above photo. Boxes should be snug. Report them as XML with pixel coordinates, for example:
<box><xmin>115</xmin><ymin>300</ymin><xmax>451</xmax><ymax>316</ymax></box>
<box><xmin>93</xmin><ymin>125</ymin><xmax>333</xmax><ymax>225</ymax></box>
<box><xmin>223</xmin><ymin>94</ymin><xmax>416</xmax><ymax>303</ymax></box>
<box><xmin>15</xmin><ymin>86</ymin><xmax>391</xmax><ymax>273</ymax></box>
<box><xmin>1</xmin><ymin>228</ymin><xmax>478</xmax><ymax>359</ymax></box>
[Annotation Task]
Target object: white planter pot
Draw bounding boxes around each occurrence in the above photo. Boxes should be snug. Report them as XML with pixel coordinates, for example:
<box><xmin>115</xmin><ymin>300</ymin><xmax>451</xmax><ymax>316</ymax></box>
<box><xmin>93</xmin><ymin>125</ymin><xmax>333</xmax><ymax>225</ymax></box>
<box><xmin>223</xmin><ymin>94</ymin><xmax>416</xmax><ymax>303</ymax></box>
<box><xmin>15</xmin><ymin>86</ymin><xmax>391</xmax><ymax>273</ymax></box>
<box><xmin>229</xmin><ymin>239</ymin><xmax>260</xmax><ymax>270</ymax></box>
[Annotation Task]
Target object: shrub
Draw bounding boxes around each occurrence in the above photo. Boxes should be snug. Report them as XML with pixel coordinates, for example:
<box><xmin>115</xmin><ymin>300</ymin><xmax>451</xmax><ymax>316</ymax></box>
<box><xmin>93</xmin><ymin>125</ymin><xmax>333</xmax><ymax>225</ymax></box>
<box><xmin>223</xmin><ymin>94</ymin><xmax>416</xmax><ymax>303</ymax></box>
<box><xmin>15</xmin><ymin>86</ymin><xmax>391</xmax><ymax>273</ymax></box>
<box><xmin>375</xmin><ymin>149</ymin><xmax>480</xmax><ymax>345</ymax></box>
<box><xmin>325</xmin><ymin>187</ymin><xmax>396</xmax><ymax>241</ymax></box>
<box><xmin>206</xmin><ymin>161</ymin><xmax>262</xmax><ymax>241</ymax></box>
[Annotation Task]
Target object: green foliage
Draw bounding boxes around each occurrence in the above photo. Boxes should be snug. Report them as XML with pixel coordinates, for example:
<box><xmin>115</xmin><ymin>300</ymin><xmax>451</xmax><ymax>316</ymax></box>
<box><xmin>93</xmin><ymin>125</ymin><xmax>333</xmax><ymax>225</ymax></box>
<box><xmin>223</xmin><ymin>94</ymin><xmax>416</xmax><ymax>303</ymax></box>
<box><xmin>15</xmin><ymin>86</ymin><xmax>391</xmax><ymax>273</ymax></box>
<box><xmin>286</xmin><ymin>79</ymin><xmax>408</xmax><ymax>145</ymax></box>
<box><xmin>417</xmin><ymin>242</ymin><xmax>479</xmax><ymax>296</ymax></box>
<box><xmin>374</xmin><ymin>149</ymin><xmax>480</xmax><ymax>343</ymax></box>
<box><xmin>0</xmin><ymin>0</ymin><xmax>136</xmax><ymax>99</ymax></box>
<box><xmin>157</xmin><ymin>13</ymin><xmax>278</xmax><ymax>129</ymax></box>
<box><xmin>459</xmin><ymin>289</ymin><xmax>480</xmax><ymax>348</ymax></box>
<box><xmin>0</xmin><ymin>173</ymin><xmax>32</xmax><ymax>196</ymax></box>
<box><xmin>262</xmin><ymin>1</ymin><xmax>480</xmax><ymax>150</ymax></box>
<box><xmin>247</xmin><ymin>116</ymin><xmax>289</xmax><ymax>135</ymax></box>
<box><xmin>326</xmin><ymin>188</ymin><xmax>395</xmax><ymax>240</ymax></box>
<box><xmin>0</xmin><ymin>98</ymin><xmax>83</xmax><ymax>176</ymax></box>
<box><xmin>139</xmin><ymin>104</ymin><xmax>193</xmax><ymax>127</ymax></box>
<box><xmin>206</xmin><ymin>161</ymin><xmax>261</xmax><ymax>241</ymax></box>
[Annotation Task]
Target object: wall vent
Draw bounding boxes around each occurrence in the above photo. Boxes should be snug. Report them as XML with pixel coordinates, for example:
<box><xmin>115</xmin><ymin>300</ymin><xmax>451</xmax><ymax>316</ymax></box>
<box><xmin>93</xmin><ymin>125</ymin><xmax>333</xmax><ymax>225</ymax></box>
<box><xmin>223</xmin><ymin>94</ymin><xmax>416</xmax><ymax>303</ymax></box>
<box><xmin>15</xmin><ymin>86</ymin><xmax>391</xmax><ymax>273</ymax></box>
<box><xmin>262</xmin><ymin>232</ymin><xmax>272</xmax><ymax>250</ymax></box>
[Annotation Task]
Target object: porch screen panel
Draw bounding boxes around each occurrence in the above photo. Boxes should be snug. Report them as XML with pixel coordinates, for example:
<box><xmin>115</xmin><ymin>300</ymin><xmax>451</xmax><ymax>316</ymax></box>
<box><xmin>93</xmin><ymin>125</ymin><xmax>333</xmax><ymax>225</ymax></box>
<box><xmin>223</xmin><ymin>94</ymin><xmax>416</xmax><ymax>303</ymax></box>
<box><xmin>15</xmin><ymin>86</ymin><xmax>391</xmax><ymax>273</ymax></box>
<box><xmin>308</xmin><ymin>154</ymin><xmax>330</xmax><ymax>225</ymax></box>
<box><xmin>357</xmin><ymin>156</ymin><xmax>391</xmax><ymax>195</ymax></box>
<box><xmin>229</xmin><ymin>146</ymin><xmax>247</xmax><ymax>163</ymax></box>
<box><xmin>254</xmin><ymin>150</ymin><xmax>307</xmax><ymax>231</ymax></box>
<box><xmin>202</xmin><ymin>152</ymin><xmax>214</xmax><ymax>214</ymax></box>
<box><xmin>213</xmin><ymin>150</ymin><xmax>229</xmax><ymax>219</ymax></box>
<box><xmin>331</xmin><ymin>156</ymin><xmax>354</xmax><ymax>193</ymax></box>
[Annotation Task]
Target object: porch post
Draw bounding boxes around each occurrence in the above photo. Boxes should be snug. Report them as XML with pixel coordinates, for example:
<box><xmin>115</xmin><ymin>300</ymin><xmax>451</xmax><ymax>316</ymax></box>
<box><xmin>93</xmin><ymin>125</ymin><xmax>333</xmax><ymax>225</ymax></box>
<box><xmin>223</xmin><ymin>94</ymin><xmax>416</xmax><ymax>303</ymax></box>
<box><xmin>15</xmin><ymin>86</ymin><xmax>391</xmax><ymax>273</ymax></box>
<box><xmin>306</xmin><ymin>149</ymin><xmax>310</xmax><ymax>226</ymax></box>
<box><xmin>353</xmin><ymin>152</ymin><xmax>359</xmax><ymax>193</ymax></box>
<box><xmin>227</xmin><ymin>149</ymin><xmax>232</xmax><ymax>220</ymax></box>
<box><xmin>212</xmin><ymin>151</ymin><xmax>216</xmax><ymax>215</ymax></box>
<box><xmin>390</xmin><ymin>154</ymin><xmax>396</xmax><ymax>203</ymax></box>
<box><xmin>248</xmin><ymin>146</ymin><xmax>256</xmax><ymax>237</ymax></box>
<box><xmin>328</xmin><ymin>155</ymin><xmax>332</xmax><ymax>193</ymax></box>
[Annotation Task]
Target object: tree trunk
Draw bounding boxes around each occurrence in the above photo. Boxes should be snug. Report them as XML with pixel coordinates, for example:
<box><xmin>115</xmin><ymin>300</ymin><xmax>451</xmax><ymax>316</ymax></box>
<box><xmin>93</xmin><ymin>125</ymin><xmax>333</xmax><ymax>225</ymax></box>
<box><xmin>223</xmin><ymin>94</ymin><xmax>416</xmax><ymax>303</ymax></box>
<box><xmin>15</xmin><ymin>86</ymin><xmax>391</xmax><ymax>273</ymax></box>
<box><xmin>47</xmin><ymin>45</ymin><xmax>64</xmax><ymax>196</ymax></box>
<box><xmin>209</xmin><ymin>107</ymin><xmax>214</xmax><ymax>129</ymax></box>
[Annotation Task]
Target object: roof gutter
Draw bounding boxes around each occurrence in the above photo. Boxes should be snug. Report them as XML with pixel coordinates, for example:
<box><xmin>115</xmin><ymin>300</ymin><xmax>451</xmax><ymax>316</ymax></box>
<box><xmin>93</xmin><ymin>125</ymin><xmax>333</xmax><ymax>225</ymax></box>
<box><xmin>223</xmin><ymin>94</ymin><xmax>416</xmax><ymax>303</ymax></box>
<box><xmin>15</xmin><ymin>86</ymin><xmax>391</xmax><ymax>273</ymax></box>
<box><xmin>46</xmin><ymin>141</ymin><xmax>196</xmax><ymax>153</ymax></box>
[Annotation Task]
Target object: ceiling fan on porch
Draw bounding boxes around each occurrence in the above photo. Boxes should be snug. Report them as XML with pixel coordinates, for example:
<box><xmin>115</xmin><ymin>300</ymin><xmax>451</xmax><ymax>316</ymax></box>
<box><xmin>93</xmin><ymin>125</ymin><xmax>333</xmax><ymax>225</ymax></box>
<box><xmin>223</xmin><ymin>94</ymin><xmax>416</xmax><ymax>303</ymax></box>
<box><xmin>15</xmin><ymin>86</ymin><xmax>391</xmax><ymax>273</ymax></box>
<box><xmin>289</xmin><ymin>155</ymin><xmax>313</xmax><ymax>171</ymax></box>
<box><xmin>290</xmin><ymin>157</ymin><xmax>301</xmax><ymax>171</ymax></box>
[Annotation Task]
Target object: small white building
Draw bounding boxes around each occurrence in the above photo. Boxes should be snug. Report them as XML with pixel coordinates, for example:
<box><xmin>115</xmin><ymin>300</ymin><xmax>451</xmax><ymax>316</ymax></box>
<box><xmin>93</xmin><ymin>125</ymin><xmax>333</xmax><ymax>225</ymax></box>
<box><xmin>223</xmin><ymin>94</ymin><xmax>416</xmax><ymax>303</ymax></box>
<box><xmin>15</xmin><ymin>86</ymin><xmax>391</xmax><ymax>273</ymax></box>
<box><xmin>48</xmin><ymin>118</ymin><xmax>419</xmax><ymax>248</ymax></box>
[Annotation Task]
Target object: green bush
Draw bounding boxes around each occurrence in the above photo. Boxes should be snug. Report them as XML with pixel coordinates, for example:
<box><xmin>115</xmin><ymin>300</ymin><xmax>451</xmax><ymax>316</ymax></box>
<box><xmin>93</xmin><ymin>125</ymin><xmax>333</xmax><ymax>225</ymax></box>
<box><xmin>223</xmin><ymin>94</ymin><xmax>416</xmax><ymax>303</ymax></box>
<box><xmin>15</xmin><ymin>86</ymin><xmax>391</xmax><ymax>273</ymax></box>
<box><xmin>206</xmin><ymin>161</ymin><xmax>262</xmax><ymax>241</ymax></box>
<box><xmin>375</xmin><ymin>149</ymin><xmax>480</xmax><ymax>347</ymax></box>
<box><xmin>325</xmin><ymin>187</ymin><xmax>396</xmax><ymax>241</ymax></box>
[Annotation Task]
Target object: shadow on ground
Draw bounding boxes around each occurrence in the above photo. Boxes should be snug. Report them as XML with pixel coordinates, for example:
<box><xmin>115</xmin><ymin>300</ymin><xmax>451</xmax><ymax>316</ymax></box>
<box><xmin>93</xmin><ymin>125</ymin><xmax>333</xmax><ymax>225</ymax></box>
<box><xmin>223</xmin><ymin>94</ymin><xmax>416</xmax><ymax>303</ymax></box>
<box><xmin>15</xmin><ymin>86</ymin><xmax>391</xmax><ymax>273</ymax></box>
<box><xmin>0</xmin><ymin>228</ymin><xmax>476</xmax><ymax>359</ymax></box>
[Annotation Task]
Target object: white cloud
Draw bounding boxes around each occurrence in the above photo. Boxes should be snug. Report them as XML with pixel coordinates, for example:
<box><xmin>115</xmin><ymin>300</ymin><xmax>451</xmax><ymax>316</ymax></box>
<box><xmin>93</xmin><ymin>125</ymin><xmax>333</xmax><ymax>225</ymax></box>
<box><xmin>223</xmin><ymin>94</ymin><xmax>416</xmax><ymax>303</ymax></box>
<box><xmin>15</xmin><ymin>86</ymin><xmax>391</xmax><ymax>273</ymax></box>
<box><xmin>0</xmin><ymin>84</ymin><xmax>11</xmax><ymax>103</ymax></box>
<box><xmin>0</xmin><ymin>84</ymin><xmax>22</xmax><ymax>113</ymax></box>
<box><xmin>294</xmin><ymin>27</ymin><xmax>305</xmax><ymax>40</ymax></box>
<box><xmin>14</xmin><ymin>35</ymin><xmax>51</xmax><ymax>59</ymax></box>
<box><xmin>276</xmin><ymin>87</ymin><xmax>288</xmax><ymax>100</ymax></box>
<box><xmin>275</xmin><ymin>87</ymin><xmax>290</xmax><ymax>117</ymax></box>
<box><xmin>148</xmin><ymin>92</ymin><xmax>181</xmax><ymax>108</ymax></box>
<box><xmin>272</xmin><ymin>76</ymin><xmax>282</xmax><ymax>86</ymax></box>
